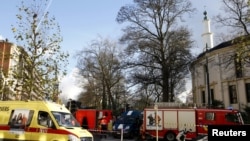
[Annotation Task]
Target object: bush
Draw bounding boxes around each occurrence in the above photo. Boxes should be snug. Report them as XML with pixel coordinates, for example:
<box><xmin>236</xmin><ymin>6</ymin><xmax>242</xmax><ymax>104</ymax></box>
<box><xmin>211</xmin><ymin>99</ymin><xmax>224</xmax><ymax>109</ymax></box>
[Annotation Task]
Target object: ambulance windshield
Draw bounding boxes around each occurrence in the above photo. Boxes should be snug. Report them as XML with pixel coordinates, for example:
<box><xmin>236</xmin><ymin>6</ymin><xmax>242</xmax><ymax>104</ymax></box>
<box><xmin>52</xmin><ymin>112</ymin><xmax>80</xmax><ymax>127</ymax></box>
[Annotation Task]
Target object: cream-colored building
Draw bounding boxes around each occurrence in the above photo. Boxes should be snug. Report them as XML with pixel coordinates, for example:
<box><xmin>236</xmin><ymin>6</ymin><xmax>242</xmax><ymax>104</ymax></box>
<box><xmin>0</xmin><ymin>40</ymin><xmax>43</xmax><ymax>101</ymax></box>
<box><xmin>190</xmin><ymin>12</ymin><xmax>250</xmax><ymax>111</ymax></box>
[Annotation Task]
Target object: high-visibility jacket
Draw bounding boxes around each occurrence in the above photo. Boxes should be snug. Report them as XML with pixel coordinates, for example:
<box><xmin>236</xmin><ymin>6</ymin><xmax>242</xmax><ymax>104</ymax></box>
<box><xmin>100</xmin><ymin>118</ymin><xmax>108</xmax><ymax>125</ymax></box>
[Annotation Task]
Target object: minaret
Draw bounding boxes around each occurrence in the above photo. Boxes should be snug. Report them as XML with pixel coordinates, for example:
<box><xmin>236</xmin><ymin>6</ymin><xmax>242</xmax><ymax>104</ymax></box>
<box><xmin>201</xmin><ymin>11</ymin><xmax>213</xmax><ymax>49</ymax></box>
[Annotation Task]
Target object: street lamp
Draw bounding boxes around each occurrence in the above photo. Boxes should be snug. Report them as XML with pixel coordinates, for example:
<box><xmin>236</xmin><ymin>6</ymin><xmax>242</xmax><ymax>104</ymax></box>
<box><xmin>154</xmin><ymin>104</ymin><xmax>158</xmax><ymax>141</ymax></box>
<box><xmin>205</xmin><ymin>43</ymin><xmax>212</xmax><ymax>108</ymax></box>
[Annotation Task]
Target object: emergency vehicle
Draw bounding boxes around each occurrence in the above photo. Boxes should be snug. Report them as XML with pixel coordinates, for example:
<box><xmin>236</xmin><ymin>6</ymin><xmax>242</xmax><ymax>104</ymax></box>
<box><xmin>0</xmin><ymin>100</ymin><xmax>93</xmax><ymax>141</ymax></box>
<box><xmin>112</xmin><ymin>110</ymin><xmax>143</xmax><ymax>138</ymax></box>
<box><xmin>141</xmin><ymin>103</ymin><xmax>244</xmax><ymax>141</ymax></box>
<box><xmin>74</xmin><ymin>109</ymin><xmax>113</xmax><ymax>131</ymax></box>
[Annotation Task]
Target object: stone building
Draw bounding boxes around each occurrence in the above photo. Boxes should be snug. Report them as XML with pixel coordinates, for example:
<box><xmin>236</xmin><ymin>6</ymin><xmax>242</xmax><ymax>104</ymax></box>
<box><xmin>190</xmin><ymin>12</ymin><xmax>250</xmax><ymax>111</ymax></box>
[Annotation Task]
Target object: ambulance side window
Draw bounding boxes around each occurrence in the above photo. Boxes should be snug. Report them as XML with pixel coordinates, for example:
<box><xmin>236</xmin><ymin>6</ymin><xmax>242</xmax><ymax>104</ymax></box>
<box><xmin>205</xmin><ymin>112</ymin><xmax>215</xmax><ymax>120</ymax></box>
<box><xmin>8</xmin><ymin>109</ymin><xmax>34</xmax><ymax>128</ymax></box>
<box><xmin>38</xmin><ymin>111</ymin><xmax>52</xmax><ymax>127</ymax></box>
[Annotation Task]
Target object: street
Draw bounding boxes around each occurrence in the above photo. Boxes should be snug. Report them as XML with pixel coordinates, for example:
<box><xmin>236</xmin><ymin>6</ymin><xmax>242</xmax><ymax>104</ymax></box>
<box><xmin>92</xmin><ymin>133</ymin><xmax>208</xmax><ymax>141</ymax></box>
<box><xmin>93</xmin><ymin>133</ymin><xmax>139</xmax><ymax>141</ymax></box>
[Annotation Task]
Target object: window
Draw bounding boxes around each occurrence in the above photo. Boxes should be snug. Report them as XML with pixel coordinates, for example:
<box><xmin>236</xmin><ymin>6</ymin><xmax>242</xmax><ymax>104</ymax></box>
<box><xmin>201</xmin><ymin>89</ymin><xmax>214</xmax><ymax>105</ymax></box>
<box><xmin>210</xmin><ymin>89</ymin><xmax>214</xmax><ymax>104</ymax></box>
<box><xmin>8</xmin><ymin>109</ymin><xmax>34</xmax><ymax>129</ymax></box>
<box><xmin>245</xmin><ymin>83</ymin><xmax>250</xmax><ymax>103</ymax></box>
<box><xmin>38</xmin><ymin>111</ymin><xmax>52</xmax><ymax>127</ymax></box>
<box><xmin>234</xmin><ymin>54</ymin><xmax>243</xmax><ymax>78</ymax></box>
<box><xmin>225</xmin><ymin>113</ymin><xmax>239</xmax><ymax>123</ymax></box>
<box><xmin>52</xmin><ymin>112</ymin><xmax>80</xmax><ymax>127</ymax></box>
<box><xmin>201</xmin><ymin>90</ymin><xmax>206</xmax><ymax>104</ymax></box>
<box><xmin>229</xmin><ymin>85</ymin><xmax>237</xmax><ymax>104</ymax></box>
<box><xmin>205</xmin><ymin>112</ymin><xmax>215</xmax><ymax>120</ymax></box>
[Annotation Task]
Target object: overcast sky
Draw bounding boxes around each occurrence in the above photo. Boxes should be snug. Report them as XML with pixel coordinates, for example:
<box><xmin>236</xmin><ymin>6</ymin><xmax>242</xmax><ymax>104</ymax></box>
<box><xmin>0</xmin><ymin>0</ymin><xmax>222</xmax><ymax>101</ymax></box>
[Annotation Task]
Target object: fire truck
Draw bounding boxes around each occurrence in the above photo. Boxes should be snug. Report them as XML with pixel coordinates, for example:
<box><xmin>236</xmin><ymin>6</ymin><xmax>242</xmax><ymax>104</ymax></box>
<box><xmin>65</xmin><ymin>100</ymin><xmax>113</xmax><ymax>132</ymax></box>
<box><xmin>141</xmin><ymin>103</ymin><xmax>244</xmax><ymax>141</ymax></box>
<box><xmin>74</xmin><ymin>109</ymin><xmax>113</xmax><ymax>131</ymax></box>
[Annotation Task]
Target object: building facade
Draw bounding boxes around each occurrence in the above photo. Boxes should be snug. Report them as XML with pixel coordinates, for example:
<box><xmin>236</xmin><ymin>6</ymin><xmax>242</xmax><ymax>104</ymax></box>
<box><xmin>0</xmin><ymin>39</ymin><xmax>43</xmax><ymax>101</ymax></box>
<box><xmin>0</xmin><ymin>39</ymin><xmax>20</xmax><ymax>100</ymax></box>
<box><xmin>190</xmin><ymin>12</ymin><xmax>250</xmax><ymax>111</ymax></box>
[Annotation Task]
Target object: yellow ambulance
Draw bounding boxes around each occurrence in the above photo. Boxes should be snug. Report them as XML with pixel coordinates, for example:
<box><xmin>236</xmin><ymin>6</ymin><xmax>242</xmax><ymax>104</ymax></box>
<box><xmin>0</xmin><ymin>100</ymin><xmax>93</xmax><ymax>141</ymax></box>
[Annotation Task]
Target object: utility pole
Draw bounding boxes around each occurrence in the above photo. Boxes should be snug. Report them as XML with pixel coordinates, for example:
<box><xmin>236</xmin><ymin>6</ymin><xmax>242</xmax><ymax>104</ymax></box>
<box><xmin>154</xmin><ymin>104</ymin><xmax>158</xmax><ymax>141</ymax></box>
<box><xmin>205</xmin><ymin>43</ymin><xmax>211</xmax><ymax>108</ymax></box>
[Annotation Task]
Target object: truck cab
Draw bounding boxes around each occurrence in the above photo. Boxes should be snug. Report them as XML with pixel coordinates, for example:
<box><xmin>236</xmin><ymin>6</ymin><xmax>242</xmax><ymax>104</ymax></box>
<box><xmin>112</xmin><ymin>110</ymin><xmax>143</xmax><ymax>139</ymax></box>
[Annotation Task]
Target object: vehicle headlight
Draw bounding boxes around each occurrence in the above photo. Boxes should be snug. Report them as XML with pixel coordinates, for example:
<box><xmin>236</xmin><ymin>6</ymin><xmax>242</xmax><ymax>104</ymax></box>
<box><xmin>68</xmin><ymin>134</ymin><xmax>80</xmax><ymax>141</ymax></box>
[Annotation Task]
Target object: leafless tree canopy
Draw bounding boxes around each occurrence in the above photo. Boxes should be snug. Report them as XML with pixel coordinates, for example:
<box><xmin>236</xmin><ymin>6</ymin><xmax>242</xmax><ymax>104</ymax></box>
<box><xmin>214</xmin><ymin>0</ymin><xmax>250</xmax><ymax>42</ymax></box>
<box><xmin>213</xmin><ymin>0</ymin><xmax>250</xmax><ymax>77</ymax></box>
<box><xmin>116</xmin><ymin>0</ymin><xmax>195</xmax><ymax>102</ymax></box>
<box><xmin>76</xmin><ymin>37</ymin><xmax>126</xmax><ymax>112</ymax></box>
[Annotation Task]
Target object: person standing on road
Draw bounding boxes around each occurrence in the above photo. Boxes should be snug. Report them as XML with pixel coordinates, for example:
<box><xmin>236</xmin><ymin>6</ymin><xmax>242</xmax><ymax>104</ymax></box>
<box><xmin>100</xmin><ymin>116</ymin><xmax>108</xmax><ymax>131</ymax></box>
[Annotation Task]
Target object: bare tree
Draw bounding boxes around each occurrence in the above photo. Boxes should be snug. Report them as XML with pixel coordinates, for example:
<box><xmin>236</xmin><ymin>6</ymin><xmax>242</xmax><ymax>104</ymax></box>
<box><xmin>133</xmin><ymin>84</ymin><xmax>160</xmax><ymax>109</ymax></box>
<box><xmin>116</xmin><ymin>0</ymin><xmax>195</xmax><ymax>102</ymax></box>
<box><xmin>76</xmin><ymin>37</ymin><xmax>126</xmax><ymax>112</ymax></box>
<box><xmin>214</xmin><ymin>0</ymin><xmax>250</xmax><ymax>42</ymax></box>
<box><xmin>11</xmin><ymin>0</ymin><xmax>69</xmax><ymax>100</ymax></box>
<box><xmin>214</xmin><ymin>0</ymin><xmax>250</xmax><ymax>77</ymax></box>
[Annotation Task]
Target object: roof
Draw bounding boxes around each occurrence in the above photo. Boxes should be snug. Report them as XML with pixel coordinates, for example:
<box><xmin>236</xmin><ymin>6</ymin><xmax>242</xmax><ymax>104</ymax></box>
<box><xmin>196</xmin><ymin>35</ymin><xmax>250</xmax><ymax>59</ymax></box>
<box><xmin>0</xmin><ymin>100</ymin><xmax>69</xmax><ymax>113</ymax></box>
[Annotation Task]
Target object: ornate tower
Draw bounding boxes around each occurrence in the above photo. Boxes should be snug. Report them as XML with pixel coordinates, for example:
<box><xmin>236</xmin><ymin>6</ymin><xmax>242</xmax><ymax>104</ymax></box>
<box><xmin>201</xmin><ymin>11</ymin><xmax>213</xmax><ymax>49</ymax></box>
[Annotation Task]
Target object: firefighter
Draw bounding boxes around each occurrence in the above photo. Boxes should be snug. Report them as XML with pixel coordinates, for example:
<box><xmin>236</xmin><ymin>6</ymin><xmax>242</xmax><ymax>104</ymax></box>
<box><xmin>100</xmin><ymin>116</ymin><xmax>108</xmax><ymax>131</ymax></box>
<box><xmin>137</xmin><ymin>124</ymin><xmax>146</xmax><ymax>141</ymax></box>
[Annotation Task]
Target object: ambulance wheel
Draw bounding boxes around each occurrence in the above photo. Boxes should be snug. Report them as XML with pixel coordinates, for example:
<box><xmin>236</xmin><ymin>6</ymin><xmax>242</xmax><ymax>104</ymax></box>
<box><xmin>165</xmin><ymin>131</ymin><xmax>176</xmax><ymax>141</ymax></box>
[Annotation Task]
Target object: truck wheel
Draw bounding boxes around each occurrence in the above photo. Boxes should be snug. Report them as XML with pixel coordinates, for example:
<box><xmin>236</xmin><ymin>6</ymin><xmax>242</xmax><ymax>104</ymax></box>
<box><xmin>165</xmin><ymin>132</ymin><xmax>176</xmax><ymax>141</ymax></box>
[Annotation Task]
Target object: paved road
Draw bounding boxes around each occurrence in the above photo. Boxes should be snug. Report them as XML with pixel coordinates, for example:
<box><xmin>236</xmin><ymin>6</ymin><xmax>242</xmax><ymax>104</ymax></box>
<box><xmin>93</xmin><ymin>133</ymin><xmax>139</xmax><ymax>141</ymax></box>
<box><xmin>93</xmin><ymin>133</ymin><xmax>208</xmax><ymax>141</ymax></box>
